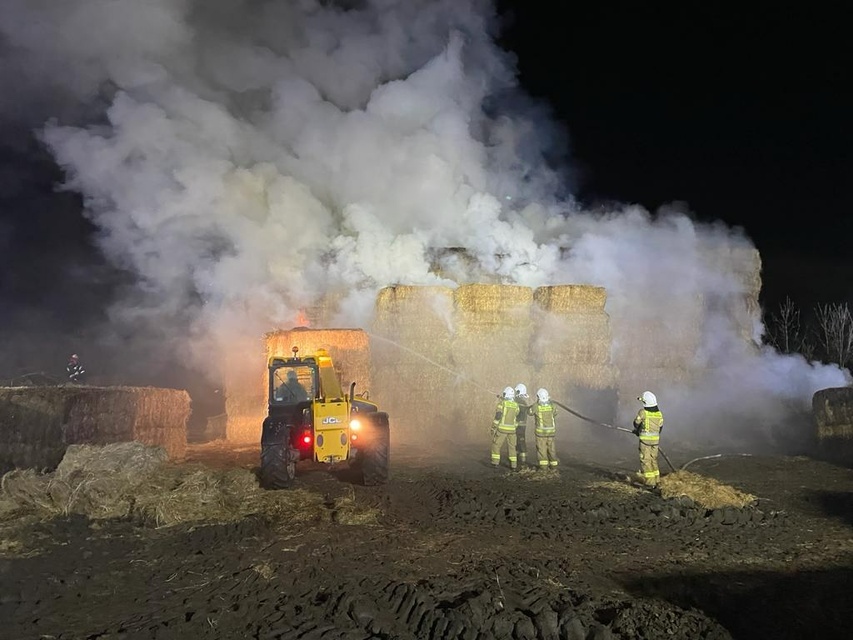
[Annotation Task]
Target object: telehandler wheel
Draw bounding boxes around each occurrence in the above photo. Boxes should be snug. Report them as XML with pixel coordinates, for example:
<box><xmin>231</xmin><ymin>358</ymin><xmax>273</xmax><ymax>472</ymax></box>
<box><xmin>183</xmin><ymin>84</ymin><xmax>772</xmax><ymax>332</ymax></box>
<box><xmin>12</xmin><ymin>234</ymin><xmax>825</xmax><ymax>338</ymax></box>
<box><xmin>361</xmin><ymin>412</ymin><xmax>390</xmax><ymax>486</ymax></box>
<box><xmin>260</xmin><ymin>438</ymin><xmax>297</xmax><ymax>489</ymax></box>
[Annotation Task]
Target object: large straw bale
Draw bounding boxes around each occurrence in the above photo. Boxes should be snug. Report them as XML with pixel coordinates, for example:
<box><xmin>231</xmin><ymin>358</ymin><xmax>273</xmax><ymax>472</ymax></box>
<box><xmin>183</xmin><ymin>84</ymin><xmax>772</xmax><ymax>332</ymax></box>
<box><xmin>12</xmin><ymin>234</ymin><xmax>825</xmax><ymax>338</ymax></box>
<box><xmin>0</xmin><ymin>386</ymin><xmax>189</xmax><ymax>472</ymax></box>
<box><xmin>533</xmin><ymin>285</ymin><xmax>607</xmax><ymax>312</ymax></box>
<box><xmin>64</xmin><ymin>387</ymin><xmax>190</xmax><ymax>460</ymax></box>
<box><xmin>454</xmin><ymin>284</ymin><xmax>534</xmax><ymax>312</ymax></box>
<box><xmin>453</xmin><ymin>284</ymin><xmax>533</xmax><ymax>331</ymax></box>
<box><xmin>813</xmin><ymin>386</ymin><xmax>853</xmax><ymax>441</ymax></box>
<box><xmin>373</xmin><ymin>286</ymin><xmax>455</xmax><ymax>367</ymax></box>
<box><xmin>266</xmin><ymin>328</ymin><xmax>371</xmax><ymax>388</ymax></box>
<box><xmin>535</xmin><ymin>363</ymin><xmax>619</xmax><ymax>392</ymax></box>
<box><xmin>529</xmin><ymin>312</ymin><xmax>612</xmax><ymax>365</ymax></box>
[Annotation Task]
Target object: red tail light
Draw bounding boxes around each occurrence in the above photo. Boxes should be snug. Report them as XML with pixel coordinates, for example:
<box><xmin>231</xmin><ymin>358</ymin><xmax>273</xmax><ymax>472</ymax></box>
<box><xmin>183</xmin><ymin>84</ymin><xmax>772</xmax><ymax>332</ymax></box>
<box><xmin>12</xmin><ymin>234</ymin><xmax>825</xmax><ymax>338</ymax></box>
<box><xmin>302</xmin><ymin>434</ymin><xmax>312</xmax><ymax>445</ymax></box>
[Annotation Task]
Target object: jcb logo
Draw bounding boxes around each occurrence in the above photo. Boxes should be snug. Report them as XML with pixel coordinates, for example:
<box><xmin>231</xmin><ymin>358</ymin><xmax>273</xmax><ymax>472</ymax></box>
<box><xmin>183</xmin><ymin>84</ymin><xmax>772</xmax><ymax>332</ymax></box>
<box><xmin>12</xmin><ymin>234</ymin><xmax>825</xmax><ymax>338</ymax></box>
<box><xmin>322</xmin><ymin>417</ymin><xmax>342</xmax><ymax>424</ymax></box>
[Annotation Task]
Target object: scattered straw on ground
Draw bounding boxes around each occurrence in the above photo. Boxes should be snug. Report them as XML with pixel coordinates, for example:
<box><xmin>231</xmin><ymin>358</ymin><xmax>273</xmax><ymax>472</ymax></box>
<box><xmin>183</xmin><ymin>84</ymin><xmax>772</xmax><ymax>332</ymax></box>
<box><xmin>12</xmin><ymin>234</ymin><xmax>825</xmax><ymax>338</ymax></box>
<box><xmin>507</xmin><ymin>467</ymin><xmax>561</xmax><ymax>482</ymax></box>
<box><xmin>659</xmin><ymin>470</ymin><xmax>757</xmax><ymax>509</ymax></box>
<box><xmin>0</xmin><ymin>442</ymin><xmax>377</xmax><ymax>529</ymax></box>
<box><xmin>332</xmin><ymin>488</ymin><xmax>380</xmax><ymax>525</ymax></box>
<box><xmin>587</xmin><ymin>480</ymin><xmax>644</xmax><ymax>496</ymax></box>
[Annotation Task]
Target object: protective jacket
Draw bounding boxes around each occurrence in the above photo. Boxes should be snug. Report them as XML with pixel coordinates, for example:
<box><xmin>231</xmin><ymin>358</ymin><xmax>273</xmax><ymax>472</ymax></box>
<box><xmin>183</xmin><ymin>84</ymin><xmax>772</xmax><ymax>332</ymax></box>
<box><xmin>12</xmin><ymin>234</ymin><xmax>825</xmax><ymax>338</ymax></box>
<box><xmin>633</xmin><ymin>407</ymin><xmax>663</xmax><ymax>444</ymax></box>
<box><xmin>493</xmin><ymin>399</ymin><xmax>519</xmax><ymax>433</ymax></box>
<box><xmin>533</xmin><ymin>402</ymin><xmax>557</xmax><ymax>436</ymax></box>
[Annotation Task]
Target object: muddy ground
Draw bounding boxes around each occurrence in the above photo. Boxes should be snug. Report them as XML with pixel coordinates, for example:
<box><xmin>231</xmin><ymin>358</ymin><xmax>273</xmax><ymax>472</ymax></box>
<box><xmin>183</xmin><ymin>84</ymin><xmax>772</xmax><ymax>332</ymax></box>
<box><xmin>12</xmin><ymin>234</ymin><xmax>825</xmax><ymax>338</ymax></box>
<box><xmin>1</xmin><ymin>431</ymin><xmax>852</xmax><ymax>640</ymax></box>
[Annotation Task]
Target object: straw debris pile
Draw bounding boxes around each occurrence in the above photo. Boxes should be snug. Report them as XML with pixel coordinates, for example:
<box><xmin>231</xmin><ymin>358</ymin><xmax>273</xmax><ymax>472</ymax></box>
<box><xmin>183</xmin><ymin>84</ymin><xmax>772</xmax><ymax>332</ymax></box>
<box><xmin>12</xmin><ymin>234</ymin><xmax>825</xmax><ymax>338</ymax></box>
<box><xmin>0</xmin><ymin>386</ymin><xmax>189</xmax><ymax>473</ymax></box>
<box><xmin>659</xmin><ymin>470</ymin><xmax>757</xmax><ymax>510</ymax></box>
<box><xmin>0</xmin><ymin>442</ymin><xmax>378</xmax><ymax>528</ymax></box>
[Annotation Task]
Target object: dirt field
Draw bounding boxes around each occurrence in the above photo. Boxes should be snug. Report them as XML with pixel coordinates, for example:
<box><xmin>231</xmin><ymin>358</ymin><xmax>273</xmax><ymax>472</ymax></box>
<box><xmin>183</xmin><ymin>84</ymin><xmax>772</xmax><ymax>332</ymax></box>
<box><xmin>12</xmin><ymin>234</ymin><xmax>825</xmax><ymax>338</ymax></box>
<box><xmin>1</xmin><ymin>432</ymin><xmax>852</xmax><ymax>640</ymax></box>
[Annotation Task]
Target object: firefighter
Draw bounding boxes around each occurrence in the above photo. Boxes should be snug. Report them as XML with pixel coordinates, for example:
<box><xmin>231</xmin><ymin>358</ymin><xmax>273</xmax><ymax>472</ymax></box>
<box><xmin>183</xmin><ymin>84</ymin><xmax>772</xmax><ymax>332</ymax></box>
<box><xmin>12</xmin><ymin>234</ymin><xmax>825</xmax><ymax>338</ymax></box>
<box><xmin>533</xmin><ymin>388</ymin><xmax>559</xmax><ymax>469</ymax></box>
<box><xmin>632</xmin><ymin>391</ymin><xmax>664</xmax><ymax>487</ymax></box>
<box><xmin>66</xmin><ymin>353</ymin><xmax>86</xmax><ymax>384</ymax></box>
<box><xmin>491</xmin><ymin>386</ymin><xmax>520</xmax><ymax>470</ymax></box>
<box><xmin>514</xmin><ymin>383</ymin><xmax>532</xmax><ymax>466</ymax></box>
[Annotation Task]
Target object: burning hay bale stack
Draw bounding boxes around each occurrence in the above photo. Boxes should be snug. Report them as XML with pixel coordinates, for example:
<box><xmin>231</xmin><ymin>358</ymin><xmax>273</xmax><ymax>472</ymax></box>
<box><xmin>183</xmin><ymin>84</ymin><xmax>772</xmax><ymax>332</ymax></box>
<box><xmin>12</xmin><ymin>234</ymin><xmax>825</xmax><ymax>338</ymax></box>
<box><xmin>812</xmin><ymin>386</ymin><xmax>853</xmax><ymax>461</ymax></box>
<box><xmin>221</xmin><ymin>329</ymin><xmax>372</xmax><ymax>443</ymax></box>
<box><xmin>372</xmin><ymin>286</ymin><xmax>456</xmax><ymax>443</ymax></box>
<box><xmin>267</xmin><ymin>328</ymin><xmax>371</xmax><ymax>395</ymax></box>
<box><xmin>0</xmin><ymin>386</ymin><xmax>190</xmax><ymax>473</ymax></box>
<box><xmin>530</xmin><ymin>285</ymin><xmax>619</xmax><ymax>440</ymax></box>
<box><xmin>450</xmin><ymin>284</ymin><xmax>535</xmax><ymax>441</ymax></box>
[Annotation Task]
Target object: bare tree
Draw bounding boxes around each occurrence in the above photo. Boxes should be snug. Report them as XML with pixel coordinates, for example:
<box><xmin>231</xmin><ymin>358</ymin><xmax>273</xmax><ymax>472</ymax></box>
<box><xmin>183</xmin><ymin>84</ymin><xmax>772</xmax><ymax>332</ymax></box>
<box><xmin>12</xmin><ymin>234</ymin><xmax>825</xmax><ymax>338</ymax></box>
<box><xmin>764</xmin><ymin>296</ymin><xmax>814</xmax><ymax>358</ymax></box>
<box><xmin>814</xmin><ymin>302</ymin><xmax>853</xmax><ymax>369</ymax></box>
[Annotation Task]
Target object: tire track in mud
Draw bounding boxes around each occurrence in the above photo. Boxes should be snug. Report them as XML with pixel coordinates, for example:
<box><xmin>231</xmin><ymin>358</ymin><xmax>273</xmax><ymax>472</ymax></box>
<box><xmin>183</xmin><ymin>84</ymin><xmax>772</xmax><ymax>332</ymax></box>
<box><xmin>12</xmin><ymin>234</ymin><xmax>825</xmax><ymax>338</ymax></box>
<box><xmin>395</xmin><ymin>475</ymin><xmax>783</xmax><ymax>535</ymax></box>
<box><xmin>253</xmin><ymin>569</ymin><xmax>732</xmax><ymax>639</ymax></box>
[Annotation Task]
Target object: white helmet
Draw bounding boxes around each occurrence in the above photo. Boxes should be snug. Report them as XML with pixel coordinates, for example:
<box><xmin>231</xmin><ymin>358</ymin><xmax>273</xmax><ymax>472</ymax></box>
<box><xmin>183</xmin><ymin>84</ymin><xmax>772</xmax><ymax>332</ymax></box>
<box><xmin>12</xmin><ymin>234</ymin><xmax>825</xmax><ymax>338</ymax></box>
<box><xmin>536</xmin><ymin>388</ymin><xmax>550</xmax><ymax>403</ymax></box>
<box><xmin>503</xmin><ymin>386</ymin><xmax>515</xmax><ymax>400</ymax></box>
<box><xmin>639</xmin><ymin>391</ymin><xmax>658</xmax><ymax>408</ymax></box>
<box><xmin>514</xmin><ymin>383</ymin><xmax>528</xmax><ymax>397</ymax></box>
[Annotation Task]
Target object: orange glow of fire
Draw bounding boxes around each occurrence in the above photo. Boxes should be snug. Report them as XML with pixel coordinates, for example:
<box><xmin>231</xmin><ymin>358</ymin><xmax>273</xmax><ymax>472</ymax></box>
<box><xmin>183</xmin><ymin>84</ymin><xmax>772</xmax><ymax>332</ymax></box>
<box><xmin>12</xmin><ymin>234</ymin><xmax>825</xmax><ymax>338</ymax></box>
<box><xmin>295</xmin><ymin>309</ymin><xmax>310</xmax><ymax>327</ymax></box>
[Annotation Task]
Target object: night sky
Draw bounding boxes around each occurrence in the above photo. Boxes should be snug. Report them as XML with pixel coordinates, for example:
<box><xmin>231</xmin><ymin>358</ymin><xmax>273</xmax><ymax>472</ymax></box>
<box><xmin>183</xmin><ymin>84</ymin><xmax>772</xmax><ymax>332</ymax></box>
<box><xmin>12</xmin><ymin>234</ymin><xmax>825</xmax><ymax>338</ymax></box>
<box><xmin>496</xmin><ymin>1</ymin><xmax>853</xmax><ymax>309</ymax></box>
<box><xmin>1</xmin><ymin>1</ymin><xmax>851</xmax><ymax>381</ymax></box>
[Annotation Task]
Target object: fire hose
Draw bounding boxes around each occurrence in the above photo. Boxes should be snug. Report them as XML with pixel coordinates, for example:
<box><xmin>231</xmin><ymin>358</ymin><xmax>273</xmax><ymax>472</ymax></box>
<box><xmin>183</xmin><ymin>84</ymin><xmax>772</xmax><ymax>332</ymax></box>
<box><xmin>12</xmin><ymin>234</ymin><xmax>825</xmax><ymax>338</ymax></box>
<box><xmin>551</xmin><ymin>399</ymin><xmax>678</xmax><ymax>473</ymax></box>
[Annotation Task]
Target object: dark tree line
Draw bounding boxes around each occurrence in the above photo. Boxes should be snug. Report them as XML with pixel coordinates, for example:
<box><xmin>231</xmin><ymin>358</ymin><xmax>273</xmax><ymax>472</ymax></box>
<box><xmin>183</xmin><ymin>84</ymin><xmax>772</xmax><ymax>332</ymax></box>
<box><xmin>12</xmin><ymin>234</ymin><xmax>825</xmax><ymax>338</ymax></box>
<box><xmin>763</xmin><ymin>298</ymin><xmax>853</xmax><ymax>370</ymax></box>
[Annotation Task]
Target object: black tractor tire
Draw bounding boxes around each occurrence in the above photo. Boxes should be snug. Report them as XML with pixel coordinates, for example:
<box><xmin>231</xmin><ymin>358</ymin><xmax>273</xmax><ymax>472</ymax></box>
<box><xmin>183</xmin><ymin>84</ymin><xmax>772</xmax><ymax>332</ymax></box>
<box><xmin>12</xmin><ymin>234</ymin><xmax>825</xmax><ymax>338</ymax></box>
<box><xmin>260</xmin><ymin>439</ymin><xmax>297</xmax><ymax>489</ymax></box>
<box><xmin>361</xmin><ymin>412</ymin><xmax>390</xmax><ymax>486</ymax></box>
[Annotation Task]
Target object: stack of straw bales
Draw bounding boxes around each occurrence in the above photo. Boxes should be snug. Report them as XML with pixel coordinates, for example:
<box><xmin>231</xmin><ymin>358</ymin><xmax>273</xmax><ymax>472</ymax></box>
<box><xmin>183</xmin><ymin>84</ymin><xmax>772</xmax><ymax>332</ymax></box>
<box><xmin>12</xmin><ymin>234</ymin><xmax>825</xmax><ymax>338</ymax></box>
<box><xmin>449</xmin><ymin>284</ymin><xmax>535</xmax><ymax>442</ymax></box>
<box><xmin>222</xmin><ymin>328</ymin><xmax>372</xmax><ymax>443</ymax></box>
<box><xmin>372</xmin><ymin>286</ymin><xmax>456</xmax><ymax>442</ymax></box>
<box><xmin>369</xmin><ymin>284</ymin><xmax>619</xmax><ymax>445</ymax></box>
<box><xmin>530</xmin><ymin>285</ymin><xmax>619</xmax><ymax>441</ymax></box>
<box><xmin>0</xmin><ymin>386</ymin><xmax>190</xmax><ymax>472</ymax></box>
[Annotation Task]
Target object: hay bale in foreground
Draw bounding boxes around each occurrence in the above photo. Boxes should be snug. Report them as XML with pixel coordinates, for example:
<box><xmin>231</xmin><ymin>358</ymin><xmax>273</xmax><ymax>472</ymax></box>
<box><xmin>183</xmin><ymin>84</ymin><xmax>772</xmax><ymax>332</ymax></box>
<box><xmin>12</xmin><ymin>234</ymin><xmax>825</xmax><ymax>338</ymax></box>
<box><xmin>659</xmin><ymin>470</ymin><xmax>756</xmax><ymax>510</ymax></box>
<box><xmin>0</xmin><ymin>386</ymin><xmax>190</xmax><ymax>472</ymax></box>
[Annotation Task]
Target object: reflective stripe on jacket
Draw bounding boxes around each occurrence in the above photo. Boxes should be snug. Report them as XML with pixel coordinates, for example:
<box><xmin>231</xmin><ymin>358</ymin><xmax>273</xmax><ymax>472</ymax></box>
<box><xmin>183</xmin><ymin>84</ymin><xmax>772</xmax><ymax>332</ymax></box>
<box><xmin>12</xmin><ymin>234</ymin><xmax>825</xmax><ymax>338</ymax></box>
<box><xmin>494</xmin><ymin>400</ymin><xmax>520</xmax><ymax>433</ymax></box>
<box><xmin>533</xmin><ymin>403</ymin><xmax>556</xmax><ymax>437</ymax></box>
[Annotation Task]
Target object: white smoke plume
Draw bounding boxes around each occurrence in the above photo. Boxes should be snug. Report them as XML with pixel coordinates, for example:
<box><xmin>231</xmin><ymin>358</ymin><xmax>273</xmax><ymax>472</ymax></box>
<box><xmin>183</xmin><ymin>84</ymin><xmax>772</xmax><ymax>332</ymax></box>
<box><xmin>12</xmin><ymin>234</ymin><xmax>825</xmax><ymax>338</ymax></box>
<box><xmin>1</xmin><ymin>0</ymin><xmax>848</xmax><ymax>448</ymax></box>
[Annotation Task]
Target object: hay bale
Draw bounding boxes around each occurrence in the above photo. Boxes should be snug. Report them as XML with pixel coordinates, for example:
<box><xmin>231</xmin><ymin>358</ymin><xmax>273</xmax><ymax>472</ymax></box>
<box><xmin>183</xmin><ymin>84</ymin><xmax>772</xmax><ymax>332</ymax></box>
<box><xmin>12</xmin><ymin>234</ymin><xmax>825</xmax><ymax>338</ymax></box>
<box><xmin>454</xmin><ymin>284</ymin><xmax>534</xmax><ymax>313</ymax></box>
<box><xmin>659</xmin><ymin>470</ymin><xmax>757</xmax><ymax>510</ymax></box>
<box><xmin>813</xmin><ymin>386</ymin><xmax>853</xmax><ymax>440</ymax></box>
<box><xmin>533</xmin><ymin>285</ymin><xmax>607</xmax><ymax>312</ymax></box>
<box><xmin>373</xmin><ymin>285</ymin><xmax>455</xmax><ymax>367</ymax></box>
<box><xmin>529</xmin><ymin>312</ymin><xmax>613</xmax><ymax>366</ymax></box>
<box><xmin>65</xmin><ymin>387</ymin><xmax>190</xmax><ymax>460</ymax></box>
<box><xmin>223</xmin><ymin>328</ymin><xmax>373</xmax><ymax>443</ymax></box>
<box><xmin>0</xmin><ymin>386</ymin><xmax>189</xmax><ymax>472</ymax></box>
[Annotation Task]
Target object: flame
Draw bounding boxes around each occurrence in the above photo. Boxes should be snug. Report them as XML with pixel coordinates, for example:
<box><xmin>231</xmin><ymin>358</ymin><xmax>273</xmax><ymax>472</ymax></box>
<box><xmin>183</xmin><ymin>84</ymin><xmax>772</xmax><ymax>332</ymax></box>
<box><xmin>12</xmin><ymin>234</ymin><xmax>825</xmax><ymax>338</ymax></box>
<box><xmin>295</xmin><ymin>309</ymin><xmax>310</xmax><ymax>327</ymax></box>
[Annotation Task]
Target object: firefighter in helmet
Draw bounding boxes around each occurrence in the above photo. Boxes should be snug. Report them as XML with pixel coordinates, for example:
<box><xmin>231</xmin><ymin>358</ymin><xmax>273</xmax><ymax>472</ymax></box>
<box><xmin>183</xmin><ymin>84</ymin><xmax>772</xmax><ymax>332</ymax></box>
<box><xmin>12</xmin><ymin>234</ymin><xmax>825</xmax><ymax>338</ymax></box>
<box><xmin>66</xmin><ymin>354</ymin><xmax>86</xmax><ymax>384</ymax></box>
<box><xmin>533</xmin><ymin>388</ymin><xmax>559</xmax><ymax>469</ymax></box>
<box><xmin>514</xmin><ymin>383</ymin><xmax>532</xmax><ymax>466</ymax></box>
<box><xmin>632</xmin><ymin>391</ymin><xmax>664</xmax><ymax>487</ymax></box>
<box><xmin>490</xmin><ymin>387</ymin><xmax>520</xmax><ymax>470</ymax></box>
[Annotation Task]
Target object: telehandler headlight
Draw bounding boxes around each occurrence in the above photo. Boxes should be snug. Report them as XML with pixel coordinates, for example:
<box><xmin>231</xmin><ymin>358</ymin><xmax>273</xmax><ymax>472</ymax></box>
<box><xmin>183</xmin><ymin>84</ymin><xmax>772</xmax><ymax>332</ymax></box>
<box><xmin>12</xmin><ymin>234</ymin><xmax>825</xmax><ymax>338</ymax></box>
<box><xmin>350</xmin><ymin>419</ymin><xmax>362</xmax><ymax>431</ymax></box>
